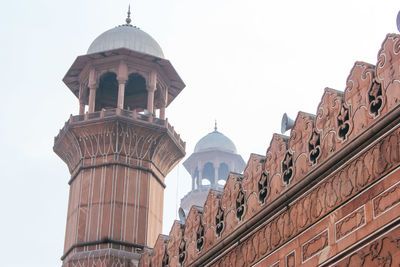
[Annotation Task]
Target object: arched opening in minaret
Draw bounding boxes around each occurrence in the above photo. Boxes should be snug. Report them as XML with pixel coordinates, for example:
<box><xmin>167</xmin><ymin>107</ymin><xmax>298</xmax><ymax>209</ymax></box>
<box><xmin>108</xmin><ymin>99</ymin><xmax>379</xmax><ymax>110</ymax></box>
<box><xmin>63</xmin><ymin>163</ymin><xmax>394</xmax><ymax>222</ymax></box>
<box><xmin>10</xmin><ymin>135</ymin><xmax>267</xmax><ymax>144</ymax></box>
<box><xmin>95</xmin><ymin>72</ymin><xmax>118</xmax><ymax>111</ymax></box>
<box><xmin>202</xmin><ymin>162</ymin><xmax>215</xmax><ymax>186</ymax></box>
<box><xmin>218</xmin><ymin>162</ymin><xmax>229</xmax><ymax>183</ymax></box>
<box><xmin>124</xmin><ymin>73</ymin><xmax>147</xmax><ymax>110</ymax></box>
<box><xmin>202</xmin><ymin>179</ymin><xmax>211</xmax><ymax>186</ymax></box>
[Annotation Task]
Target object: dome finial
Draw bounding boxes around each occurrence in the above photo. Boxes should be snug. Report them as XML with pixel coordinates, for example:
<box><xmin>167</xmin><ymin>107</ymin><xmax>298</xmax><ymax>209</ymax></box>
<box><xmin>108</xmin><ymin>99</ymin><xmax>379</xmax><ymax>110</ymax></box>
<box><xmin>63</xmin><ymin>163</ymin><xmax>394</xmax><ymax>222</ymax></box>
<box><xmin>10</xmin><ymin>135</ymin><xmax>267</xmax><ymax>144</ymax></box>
<box><xmin>126</xmin><ymin>4</ymin><xmax>132</xmax><ymax>24</ymax></box>
<box><xmin>214</xmin><ymin>120</ymin><xmax>218</xmax><ymax>132</ymax></box>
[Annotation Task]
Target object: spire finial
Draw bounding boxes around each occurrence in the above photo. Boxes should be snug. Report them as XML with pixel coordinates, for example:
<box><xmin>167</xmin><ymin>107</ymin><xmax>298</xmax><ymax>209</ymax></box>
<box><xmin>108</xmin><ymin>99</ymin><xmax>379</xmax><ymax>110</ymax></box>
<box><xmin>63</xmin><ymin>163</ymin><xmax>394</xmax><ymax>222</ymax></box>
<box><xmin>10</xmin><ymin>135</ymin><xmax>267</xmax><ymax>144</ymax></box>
<box><xmin>126</xmin><ymin>4</ymin><xmax>132</xmax><ymax>24</ymax></box>
<box><xmin>214</xmin><ymin>120</ymin><xmax>217</xmax><ymax>132</ymax></box>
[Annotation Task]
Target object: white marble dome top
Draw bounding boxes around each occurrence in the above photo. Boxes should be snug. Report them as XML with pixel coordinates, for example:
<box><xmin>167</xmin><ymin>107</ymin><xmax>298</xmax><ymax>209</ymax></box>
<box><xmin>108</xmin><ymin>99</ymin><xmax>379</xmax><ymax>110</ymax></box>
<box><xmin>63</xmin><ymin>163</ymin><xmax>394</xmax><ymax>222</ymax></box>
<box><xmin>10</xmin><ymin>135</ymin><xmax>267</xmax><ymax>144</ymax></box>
<box><xmin>87</xmin><ymin>24</ymin><xmax>164</xmax><ymax>58</ymax></box>
<box><xmin>194</xmin><ymin>130</ymin><xmax>237</xmax><ymax>154</ymax></box>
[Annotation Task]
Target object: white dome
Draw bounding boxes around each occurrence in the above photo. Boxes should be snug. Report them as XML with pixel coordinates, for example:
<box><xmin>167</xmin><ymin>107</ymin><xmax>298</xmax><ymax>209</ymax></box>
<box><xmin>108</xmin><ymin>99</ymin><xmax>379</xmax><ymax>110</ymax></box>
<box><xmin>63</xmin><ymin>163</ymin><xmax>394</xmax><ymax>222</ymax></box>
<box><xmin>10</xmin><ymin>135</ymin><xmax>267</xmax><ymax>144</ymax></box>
<box><xmin>194</xmin><ymin>130</ymin><xmax>237</xmax><ymax>154</ymax></box>
<box><xmin>87</xmin><ymin>24</ymin><xmax>164</xmax><ymax>58</ymax></box>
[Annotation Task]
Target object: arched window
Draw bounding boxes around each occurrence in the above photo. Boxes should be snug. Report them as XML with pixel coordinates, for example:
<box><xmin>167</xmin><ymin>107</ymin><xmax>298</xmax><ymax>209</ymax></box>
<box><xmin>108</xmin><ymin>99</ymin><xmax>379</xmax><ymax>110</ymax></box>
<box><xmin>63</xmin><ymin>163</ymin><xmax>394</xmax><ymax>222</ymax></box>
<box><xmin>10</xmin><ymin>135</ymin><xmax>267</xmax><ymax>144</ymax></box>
<box><xmin>95</xmin><ymin>72</ymin><xmax>118</xmax><ymax>111</ymax></box>
<box><xmin>124</xmin><ymin>73</ymin><xmax>147</xmax><ymax>110</ymax></box>
<box><xmin>202</xmin><ymin>179</ymin><xmax>211</xmax><ymax>186</ymax></box>
<box><xmin>217</xmin><ymin>180</ymin><xmax>226</xmax><ymax>186</ymax></box>
<box><xmin>202</xmin><ymin>162</ymin><xmax>215</xmax><ymax>185</ymax></box>
<box><xmin>218</xmin><ymin>163</ymin><xmax>229</xmax><ymax>181</ymax></box>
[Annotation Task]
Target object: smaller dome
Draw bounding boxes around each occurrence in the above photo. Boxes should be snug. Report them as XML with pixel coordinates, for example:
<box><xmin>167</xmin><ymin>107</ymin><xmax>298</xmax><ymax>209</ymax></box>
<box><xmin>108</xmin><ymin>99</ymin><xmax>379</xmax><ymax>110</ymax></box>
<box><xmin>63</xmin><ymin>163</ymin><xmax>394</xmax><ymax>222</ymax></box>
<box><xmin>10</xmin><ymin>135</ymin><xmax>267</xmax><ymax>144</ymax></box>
<box><xmin>194</xmin><ymin>130</ymin><xmax>237</xmax><ymax>154</ymax></box>
<box><xmin>87</xmin><ymin>24</ymin><xmax>164</xmax><ymax>58</ymax></box>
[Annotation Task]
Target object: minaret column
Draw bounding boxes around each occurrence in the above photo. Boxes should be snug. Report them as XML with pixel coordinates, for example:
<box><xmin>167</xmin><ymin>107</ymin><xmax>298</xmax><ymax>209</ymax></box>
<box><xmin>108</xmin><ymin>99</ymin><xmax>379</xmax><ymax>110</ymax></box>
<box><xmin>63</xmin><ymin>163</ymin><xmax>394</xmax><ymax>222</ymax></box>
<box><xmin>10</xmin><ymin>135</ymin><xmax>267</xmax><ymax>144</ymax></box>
<box><xmin>117</xmin><ymin>61</ymin><xmax>128</xmax><ymax>109</ymax></box>
<box><xmin>197</xmin><ymin>162</ymin><xmax>203</xmax><ymax>188</ymax></box>
<box><xmin>78</xmin><ymin>84</ymin><xmax>85</xmax><ymax>115</ymax></box>
<box><xmin>147</xmin><ymin>71</ymin><xmax>157</xmax><ymax>115</ymax></box>
<box><xmin>79</xmin><ymin>102</ymin><xmax>85</xmax><ymax>115</ymax></box>
<box><xmin>88</xmin><ymin>68</ymin><xmax>97</xmax><ymax>113</ymax></box>
<box><xmin>160</xmin><ymin>86</ymin><xmax>168</xmax><ymax>120</ymax></box>
<box><xmin>198</xmin><ymin>169</ymin><xmax>203</xmax><ymax>187</ymax></box>
<box><xmin>214</xmin><ymin>163</ymin><xmax>219</xmax><ymax>186</ymax></box>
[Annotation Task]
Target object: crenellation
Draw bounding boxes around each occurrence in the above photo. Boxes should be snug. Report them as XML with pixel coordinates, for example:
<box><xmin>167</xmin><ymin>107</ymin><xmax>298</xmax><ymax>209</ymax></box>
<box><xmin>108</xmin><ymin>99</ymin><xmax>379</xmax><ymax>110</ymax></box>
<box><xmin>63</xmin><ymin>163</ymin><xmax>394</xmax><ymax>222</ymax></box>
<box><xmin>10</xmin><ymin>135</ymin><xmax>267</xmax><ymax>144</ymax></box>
<box><xmin>221</xmin><ymin>173</ymin><xmax>243</xmax><ymax>238</ymax></box>
<box><xmin>201</xmin><ymin>189</ymin><xmax>221</xmax><ymax>252</ymax></box>
<box><xmin>165</xmin><ymin>221</ymin><xmax>185</xmax><ymax>266</ymax></box>
<box><xmin>288</xmin><ymin>111</ymin><xmax>315</xmax><ymax>184</ymax></box>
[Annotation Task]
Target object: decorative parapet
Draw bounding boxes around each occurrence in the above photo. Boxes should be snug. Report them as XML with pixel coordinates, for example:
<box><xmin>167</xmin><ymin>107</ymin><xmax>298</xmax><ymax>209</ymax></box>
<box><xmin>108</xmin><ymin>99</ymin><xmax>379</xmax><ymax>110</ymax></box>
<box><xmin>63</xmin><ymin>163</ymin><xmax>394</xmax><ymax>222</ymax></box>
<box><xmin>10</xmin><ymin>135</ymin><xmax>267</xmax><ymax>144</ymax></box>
<box><xmin>54</xmin><ymin>108</ymin><xmax>185</xmax><ymax>151</ymax></box>
<box><xmin>140</xmin><ymin>33</ymin><xmax>400</xmax><ymax>266</ymax></box>
<box><xmin>53</xmin><ymin>108</ymin><xmax>185</xmax><ymax>178</ymax></box>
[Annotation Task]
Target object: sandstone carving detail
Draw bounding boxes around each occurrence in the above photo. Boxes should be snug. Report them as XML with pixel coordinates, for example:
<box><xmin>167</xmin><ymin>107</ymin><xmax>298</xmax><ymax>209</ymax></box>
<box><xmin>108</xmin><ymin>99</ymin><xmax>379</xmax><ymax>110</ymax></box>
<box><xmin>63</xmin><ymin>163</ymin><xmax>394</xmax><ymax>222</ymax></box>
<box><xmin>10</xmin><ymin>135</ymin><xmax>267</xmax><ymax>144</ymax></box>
<box><xmin>286</xmin><ymin>251</ymin><xmax>295</xmax><ymax>267</ymax></box>
<box><xmin>333</xmin><ymin>226</ymin><xmax>400</xmax><ymax>267</ymax></box>
<box><xmin>165</xmin><ymin>221</ymin><xmax>184</xmax><ymax>266</ymax></box>
<box><xmin>373</xmin><ymin>181</ymin><xmax>400</xmax><ymax>218</ymax></box>
<box><xmin>376</xmin><ymin>34</ymin><xmax>400</xmax><ymax>113</ymax></box>
<box><xmin>344</xmin><ymin>62</ymin><xmax>380</xmax><ymax>141</ymax></box>
<box><xmin>302</xmin><ymin>230</ymin><xmax>328</xmax><ymax>262</ymax></box>
<box><xmin>55</xmin><ymin>120</ymin><xmax>182</xmax><ymax>176</ymax></box>
<box><xmin>140</xmin><ymin>33</ymin><xmax>400</xmax><ymax>267</ymax></box>
<box><xmin>220</xmin><ymin>173</ymin><xmax>242</xmax><ymax>238</ymax></box>
<box><xmin>183</xmin><ymin>206</ymin><xmax>202</xmax><ymax>264</ymax></box>
<box><xmin>289</xmin><ymin>112</ymin><xmax>314</xmax><ymax>183</ymax></box>
<box><xmin>210</xmin><ymin>116</ymin><xmax>400</xmax><ymax>267</ymax></box>
<box><xmin>315</xmin><ymin>88</ymin><xmax>344</xmax><ymax>163</ymax></box>
<box><xmin>335</xmin><ymin>206</ymin><xmax>365</xmax><ymax>241</ymax></box>
<box><xmin>242</xmin><ymin>154</ymin><xmax>265</xmax><ymax>220</ymax></box>
<box><xmin>138</xmin><ymin>249</ymin><xmax>152</xmax><ymax>267</ymax></box>
<box><xmin>152</xmin><ymin>235</ymin><xmax>168</xmax><ymax>267</ymax></box>
<box><xmin>202</xmin><ymin>190</ymin><xmax>220</xmax><ymax>252</ymax></box>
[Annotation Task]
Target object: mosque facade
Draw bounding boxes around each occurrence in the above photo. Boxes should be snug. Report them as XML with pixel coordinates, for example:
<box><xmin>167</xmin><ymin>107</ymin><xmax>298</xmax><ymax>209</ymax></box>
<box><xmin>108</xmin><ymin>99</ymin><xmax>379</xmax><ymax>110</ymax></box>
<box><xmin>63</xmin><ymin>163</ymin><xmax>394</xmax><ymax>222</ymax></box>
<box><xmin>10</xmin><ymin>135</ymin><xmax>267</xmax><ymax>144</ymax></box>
<box><xmin>55</xmin><ymin>8</ymin><xmax>400</xmax><ymax>267</ymax></box>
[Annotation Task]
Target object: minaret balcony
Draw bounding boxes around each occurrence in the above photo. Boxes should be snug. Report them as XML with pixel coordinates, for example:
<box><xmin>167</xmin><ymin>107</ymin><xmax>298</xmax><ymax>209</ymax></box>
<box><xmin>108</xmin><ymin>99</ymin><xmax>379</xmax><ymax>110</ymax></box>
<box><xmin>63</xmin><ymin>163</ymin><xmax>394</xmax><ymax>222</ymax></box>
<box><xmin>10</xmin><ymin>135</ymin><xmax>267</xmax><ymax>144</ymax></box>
<box><xmin>55</xmin><ymin>107</ymin><xmax>185</xmax><ymax>151</ymax></box>
<box><xmin>54</xmin><ymin>107</ymin><xmax>185</xmax><ymax>182</ymax></box>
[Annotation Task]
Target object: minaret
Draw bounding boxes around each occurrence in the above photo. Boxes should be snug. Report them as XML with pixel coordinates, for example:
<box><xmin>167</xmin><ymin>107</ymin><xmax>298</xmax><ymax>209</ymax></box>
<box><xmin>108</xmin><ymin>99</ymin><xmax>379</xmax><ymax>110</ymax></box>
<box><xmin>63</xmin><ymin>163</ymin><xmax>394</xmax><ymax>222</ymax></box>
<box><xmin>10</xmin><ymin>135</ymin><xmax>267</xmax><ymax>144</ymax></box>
<box><xmin>54</xmin><ymin>9</ymin><xmax>185</xmax><ymax>266</ymax></box>
<box><xmin>180</xmin><ymin>123</ymin><xmax>246</xmax><ymax>211</ymax></box>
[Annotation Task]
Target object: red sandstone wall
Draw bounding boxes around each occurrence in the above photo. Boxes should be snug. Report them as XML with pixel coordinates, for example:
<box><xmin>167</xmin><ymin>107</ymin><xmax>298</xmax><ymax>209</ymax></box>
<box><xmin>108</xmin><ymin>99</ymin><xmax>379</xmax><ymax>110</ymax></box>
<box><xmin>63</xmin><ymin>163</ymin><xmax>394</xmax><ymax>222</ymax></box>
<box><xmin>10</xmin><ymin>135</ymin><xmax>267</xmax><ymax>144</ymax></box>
<box><xmin>141</xmin><ymin>33</ymin><xmax>400</xmax><ymax>266</ymax></box>
<box><xmin>64</xmin><ymin>165</ymin><xmax>150</xmax><ymax>253</ymax></box>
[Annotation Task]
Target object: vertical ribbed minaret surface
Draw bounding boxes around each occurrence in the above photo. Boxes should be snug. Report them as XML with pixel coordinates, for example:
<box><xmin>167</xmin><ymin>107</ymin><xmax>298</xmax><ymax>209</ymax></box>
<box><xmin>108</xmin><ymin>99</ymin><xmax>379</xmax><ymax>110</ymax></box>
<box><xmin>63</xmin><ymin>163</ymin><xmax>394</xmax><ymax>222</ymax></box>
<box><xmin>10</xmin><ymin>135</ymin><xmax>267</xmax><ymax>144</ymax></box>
<box><xmin>54</xmin><ymin>11</ymin><xmax>185</xmax><ymax>267</ymax></box>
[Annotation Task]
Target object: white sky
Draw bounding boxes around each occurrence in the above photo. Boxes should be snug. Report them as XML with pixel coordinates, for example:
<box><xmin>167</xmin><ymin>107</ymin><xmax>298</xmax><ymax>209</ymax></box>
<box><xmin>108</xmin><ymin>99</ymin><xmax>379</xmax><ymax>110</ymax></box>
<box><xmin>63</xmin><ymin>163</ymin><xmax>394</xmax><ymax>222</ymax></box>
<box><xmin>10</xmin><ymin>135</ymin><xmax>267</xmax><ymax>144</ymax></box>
<box><xmin>0</xmin><ymin>1</ymin><xmax>399</xmax><ymax>266</ymax></box>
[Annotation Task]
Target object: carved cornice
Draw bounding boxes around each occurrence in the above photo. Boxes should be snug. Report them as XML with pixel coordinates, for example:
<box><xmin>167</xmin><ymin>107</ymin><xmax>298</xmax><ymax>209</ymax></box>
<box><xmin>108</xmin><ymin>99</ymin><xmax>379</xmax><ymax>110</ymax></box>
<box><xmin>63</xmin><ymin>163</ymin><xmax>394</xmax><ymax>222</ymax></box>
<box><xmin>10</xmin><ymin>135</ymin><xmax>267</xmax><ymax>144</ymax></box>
<box><xmin>54</xmin><ymin>116</ymin><xmax>185</xmax><ymax>179</ymax></box>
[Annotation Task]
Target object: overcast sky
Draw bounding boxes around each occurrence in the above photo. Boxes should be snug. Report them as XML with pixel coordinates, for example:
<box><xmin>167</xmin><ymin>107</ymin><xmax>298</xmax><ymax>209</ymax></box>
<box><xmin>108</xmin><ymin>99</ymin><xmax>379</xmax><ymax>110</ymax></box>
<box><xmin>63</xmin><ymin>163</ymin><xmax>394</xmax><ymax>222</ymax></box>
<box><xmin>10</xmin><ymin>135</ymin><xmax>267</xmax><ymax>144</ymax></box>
<box><xmin>0</xmin><ymin>1</ymin><xmax>399</xmax><ymax>266</ymax></box>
